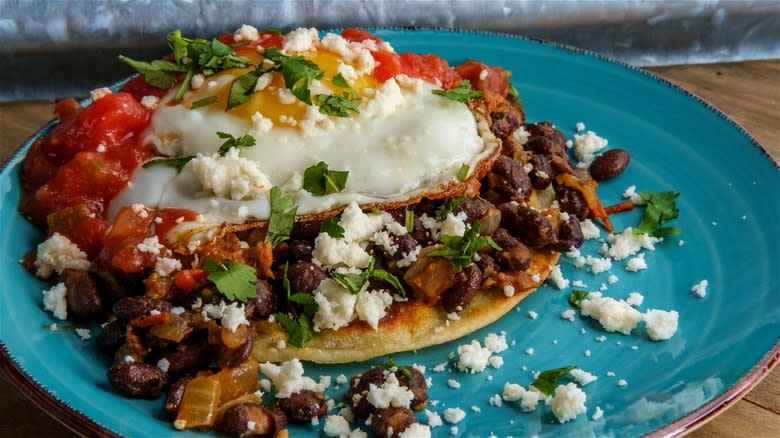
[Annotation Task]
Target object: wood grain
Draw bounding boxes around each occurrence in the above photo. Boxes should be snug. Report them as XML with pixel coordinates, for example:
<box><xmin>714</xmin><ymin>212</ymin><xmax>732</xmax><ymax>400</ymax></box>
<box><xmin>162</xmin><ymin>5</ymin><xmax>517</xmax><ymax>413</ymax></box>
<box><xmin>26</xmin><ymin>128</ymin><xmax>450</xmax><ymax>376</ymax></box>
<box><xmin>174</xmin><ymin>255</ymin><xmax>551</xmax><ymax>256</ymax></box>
<box><xmin>0</xmin><ymin>60</ymin><xmax>778</xmax><ymax>437</ymax></box>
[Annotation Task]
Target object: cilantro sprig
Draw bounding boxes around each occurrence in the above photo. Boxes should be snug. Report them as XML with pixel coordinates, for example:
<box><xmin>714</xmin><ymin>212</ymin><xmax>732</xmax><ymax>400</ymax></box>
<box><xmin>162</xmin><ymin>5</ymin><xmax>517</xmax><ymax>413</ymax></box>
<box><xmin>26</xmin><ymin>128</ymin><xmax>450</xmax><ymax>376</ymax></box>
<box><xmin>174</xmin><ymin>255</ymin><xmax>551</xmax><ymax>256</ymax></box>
<box><xmin>634</xmin><ymin>191</ymin><xmax>681</xmax><ymax>237</ymax></box>
<box><xmin>273</xmin><ymin>261</ymin><xmax>319</xmax><ymax>347</ymax></box>
<box><xmin>266</xmin><ymin>186</ymin><xmax>298</xmax><ymax>248</ymax></box>
<box><xmin>202</xmin><ymin>257</ymin><xmax>257</xmax><ymax>302</ymax></box>
<box><xmin>117</xmin><ymin>57</ymin><xmax>187</xmax><ymax>89</ymax></box>
<box><xmin>320</xmin><ymin>217</ymin><xmax>345</xmax><ymax>238</ymax></box>
<box><xmin>216</xmin><ymin>131</ymin><xmax>256</xmax><ymax>155</ymax></box>
<box><xmin>432</xmin><ymin>80</ymin><xmax>483</xmax><ymax>104</ymax></box>
<box><xmin>427</xmin><ymin>222</ymin><xmax>501</xmax><ymax>270</ymax></box>
<box><xmin>331</xmin><ymin>257</ymin><xmax>406</xmax><ymax>297</ymax></box>
<box><xmin>314</xmin><ymin>92</ymin><xmax>361</xmax><ymax>117</ymax></box>
<box><xmin>435</xmin><ymin>195</ymin><xmax>466</xmax><ymax>221</ymax></box>
<box><xmin>302</xmin><ymin>161</ymin><xmax>349</xmax><ymax>196</ymax></box>
<box><xmin>568</xmin><ymin>290</ymin><xmax>589</xmax><ymax>309</ymax></box>
<box><xmin>263</xmin><ymin>47</ymin><xmax>325</xmax><ymax>105</ymax></box>
<box><xmin>530</xmin><ymin>365</ymin><xmax>577</xmax><ymax>397</ymax></box>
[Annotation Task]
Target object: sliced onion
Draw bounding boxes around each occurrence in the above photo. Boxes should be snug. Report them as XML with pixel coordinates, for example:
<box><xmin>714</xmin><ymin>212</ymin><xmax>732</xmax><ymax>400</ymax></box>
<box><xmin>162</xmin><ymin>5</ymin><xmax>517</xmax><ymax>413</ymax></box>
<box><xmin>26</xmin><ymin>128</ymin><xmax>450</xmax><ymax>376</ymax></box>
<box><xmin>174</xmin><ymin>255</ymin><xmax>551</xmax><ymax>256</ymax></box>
<box><xmin>174</xmin><ymin>376</ymin><xmax>221</xmax><ymax>430</ymax></box>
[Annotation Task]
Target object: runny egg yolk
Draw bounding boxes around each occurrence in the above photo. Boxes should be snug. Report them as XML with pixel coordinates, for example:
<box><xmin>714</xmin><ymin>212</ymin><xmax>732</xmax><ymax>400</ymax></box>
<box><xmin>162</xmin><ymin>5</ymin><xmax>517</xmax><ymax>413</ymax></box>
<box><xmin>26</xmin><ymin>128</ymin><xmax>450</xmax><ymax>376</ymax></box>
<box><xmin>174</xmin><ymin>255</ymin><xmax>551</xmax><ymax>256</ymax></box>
<box><xmin>182</xmin><ymin>51</ymin><xmax>378</xmax><ymax>125</ymax></box>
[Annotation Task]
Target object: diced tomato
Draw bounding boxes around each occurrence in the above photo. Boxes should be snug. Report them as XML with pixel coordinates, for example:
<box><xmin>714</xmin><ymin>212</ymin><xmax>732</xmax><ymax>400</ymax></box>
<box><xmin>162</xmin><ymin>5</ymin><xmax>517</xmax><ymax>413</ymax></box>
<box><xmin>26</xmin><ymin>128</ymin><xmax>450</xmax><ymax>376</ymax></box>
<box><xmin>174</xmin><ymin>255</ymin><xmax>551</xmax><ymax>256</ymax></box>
<box><xmin>341</xmin><ymin>28</ymin><xmax>383</xmax><ymax>43</ymax></box>
<box><xmin>46</xmin><ymin>204</ymin><xmax>108</xmax><ymax>258</ymax></box>
<box><xmin>219</xmin><ymin>31</ymin><xmax>284</xmax><ymax>56</ymax></box>
<box><xmin>152</xmin><ymin>208</ymin><xmax>199</xmax><ymax>241</ymax></box>
<box><xmin>98</xmin><ymin>205</ymin><xmax>156</xmax><ymax>273</ymax></box>
<box><xmin>48</xmin><ymin>92</ymin><xmax>149</xmax><ymax>164</ymax></box>
<box><xmin>119</xmin><ymin>75</ymin><xmax>168</xmax><ymax>102</ymax></box>
<box><xmin>371</xmin><ymin>50</ymin><xmax>402</xmax><ymax>83</ymax></box>
<box><xmin>399</xmin><ymin>53</ymin><xmax>461</xmax><ymax>89</ymax></box>
<box><xmin>132</xmin><ymin>311</ymin><xmax>170</xmax><ymax>328</ymax></box>
<box><xmin>173</xmin><ymin>269</ymin><xmax>209</xmax><ymax>292</ymax></box>
<box><xmin>454</xmin><ymin>60</ymin><xmax>510</xmax><ymax>96</ymax></box>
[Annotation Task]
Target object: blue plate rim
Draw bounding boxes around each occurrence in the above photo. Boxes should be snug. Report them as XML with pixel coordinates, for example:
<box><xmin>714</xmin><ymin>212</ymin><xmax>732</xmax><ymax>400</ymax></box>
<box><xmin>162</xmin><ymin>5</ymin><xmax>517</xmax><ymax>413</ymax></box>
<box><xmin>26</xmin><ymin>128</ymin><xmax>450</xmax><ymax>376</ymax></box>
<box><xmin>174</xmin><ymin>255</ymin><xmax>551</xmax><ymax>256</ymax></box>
<box><xmin>1</xmin><ymin>26</ymin><xmax>778</xmax><ymax>438</ymax></box>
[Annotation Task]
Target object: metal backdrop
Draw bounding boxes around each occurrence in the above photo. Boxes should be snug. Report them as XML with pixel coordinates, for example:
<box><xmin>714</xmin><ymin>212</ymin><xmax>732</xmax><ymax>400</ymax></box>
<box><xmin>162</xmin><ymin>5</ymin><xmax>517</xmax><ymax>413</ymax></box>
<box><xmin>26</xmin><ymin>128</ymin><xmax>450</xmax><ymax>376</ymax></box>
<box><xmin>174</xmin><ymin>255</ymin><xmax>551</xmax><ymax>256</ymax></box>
<box><xmin>1</xmin><ymin>0</ymin><xmax>778</xmax><ymax>100</ymax></box>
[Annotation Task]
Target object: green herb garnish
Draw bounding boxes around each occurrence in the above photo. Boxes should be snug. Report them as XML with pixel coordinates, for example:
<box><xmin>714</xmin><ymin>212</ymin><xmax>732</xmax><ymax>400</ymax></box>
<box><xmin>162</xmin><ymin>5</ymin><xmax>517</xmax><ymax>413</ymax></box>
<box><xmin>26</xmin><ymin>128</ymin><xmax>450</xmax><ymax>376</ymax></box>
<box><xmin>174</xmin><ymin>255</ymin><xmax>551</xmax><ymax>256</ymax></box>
<box><xmin>263</xmin><ymin>47</ymin><xmax>324</xmax><ymax>105</ymax></box>
<box><xmin>568</xmin><ymin>290</ymin><xmax>589</xmax><ymax>308</ymax></box>
<box><xmin>202</xmin><ymin>257</ymin><xmax>257</xmax><ymax>302</ymax></box>
<box><xmin>508</xmin><ymin>83</ymin><xmax>522</xmax><ymax>106</ymax></box>
<box><xmin>432</xmin><ymin>80</ymin><xmax>483</xmax><ymax>104</ymax></box>
<box><xmin>457</xmin><ymin>164</ymin><xmax>470</xmax><ymax>181</ymax></box>
<box><xmin>216</xmin><ymin>131</ymin><xmax>256</xmax><ymax>155</ymax></box>
<box><xmin>265</xmin><ymin>186</ymin><xmax>298</xmax><ymax>248</ymax></box>
<box><xmin>142</xmin><ymin>155</ymin><xmax>195</xmax><ymax>171</ymax></box>
<box><xmin>404</xmin><ymin>210</ymin><xmax>415</xmax><ymax>233</ymax></box>
<box><xmin>274</xmin><ymin>312</ymin><xmax>314</xmax><ymax>348</ymax></box>
<box><xmin>530</xmin><ymin>365</ymin><xmax>577</xmax><ymax>397</ymax></box>
<box><xmin>117</xmin><ymin>56</ymin><xmax>187</xmax><ymax>89</ymax></box>
<box><xmin>427</xmin><ymin>222</ymin><xmax>502</xmax><ymax>270</ymax></box>
<box><xmin>320</xmin><ymin>216</ymin><xmax>345</xmax><ymax>238</ymax></box>
<box><xmin>331</xmin><ymin>257</ymin><xmax>405</xmax><ymax>297</ymax></box>
<box><xmin>435</xmin><ymin>195</ymin><xmax>467</xmax><ymax>221</ymax></box>
<box><xmin>383</xmin><ymin>357</ymin><xmax>414</xmax><ymax>380</ymax></box>
<box><xmin>314</xmin><ymin>92</ymin><xmax>361</xmax><ymax>117</ymax></box>
<box><xmin>191</xmin><ymin>95</ymin><xmax>218</xmax><ymax>109</ymax></box>
<box><xmin>634</xmin><ymin>191</ymin><xmax>681</xmax><ymax>237</ymax></box>
<box><xmin>302</xmin><ymin>161</ymin><xmax>349</xmax><ymax>196</ymax></box>
<box><xmin>226</xmin><ymin>69</ymin><xmax>267</xmax><ymax>110</ymax></box>
<box><xmin>262</xmin><ymin>27</ymin><xmax>282</xmax><ymax>34</ymax></box>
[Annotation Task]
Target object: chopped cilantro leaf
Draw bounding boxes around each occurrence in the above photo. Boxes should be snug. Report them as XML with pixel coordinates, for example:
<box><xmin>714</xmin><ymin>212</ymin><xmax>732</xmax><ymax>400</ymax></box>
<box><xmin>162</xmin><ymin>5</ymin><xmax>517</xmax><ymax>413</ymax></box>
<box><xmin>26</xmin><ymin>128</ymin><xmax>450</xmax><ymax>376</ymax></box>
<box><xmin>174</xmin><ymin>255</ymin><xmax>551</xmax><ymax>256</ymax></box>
<box><xmin>634</xmin><ymin>191</ymin><xmax>681</xmax><ymax>237</ymax></box>
<box><xmin>174</xmin><ymin>65</ymin><xmax>196</xmax><ymax>101</ymax></box>
<box><xmin>508</xmin><ymin>82</ymin><xmax>522</xmax><ymax>106</ymax></box>
<box><xmin>432</xmin><ymin>80</ymin><xmax>483</xmax><ymax>104</ymax></box>
<box><xmin>457</xmin><ymin>164</ymin><xmax>470</xmax><ymax>181</ymax></box>
<box><xmin>266</xmin><ymin>187</ymin><xmax>297</xmax><ymax>248</ymax></box>
<box><xmin>330</xmin><ymin>257</ymin><xmax>405</xmax><ymax>296</ymax></box>
<box><xmin>302</xmin><ymin>161</ymin><xmax>349</xmax><ymax>196</ymax></box>
<box><xmin>191</xmin><ymin>95</ymin><xmax>218</xmax><ymax>109</ymax></box>
<box><xmin>216</xmin><ymin>131</ymin><xmax>256</xmax><ymax>155</ymax></box>
<box><xmin>371</xmin><ymin>268</ymin><xmax>406</xmax><ymax>297</ymax></box>
<box><xmin>142</xmin><ymin>155</ymin><xmax>195</xmax><ymax>171</ymax></box>
<box><xmin>263</xmin><ymin>47</ymin><xmax>324</xmax><ymax>105</ymax></box>
<box><xmin>530</xmin><ymin>365</ymin><xmax>577</xmax><ymax>397</ymax></box>
<box><xmin>202</xmin><ymin>257</ymin><xmax>257</xmax><ymax>302</ymax></box>
<box><xmin>320</xmin><ymin>216</ymin><xmax>345</xmax><ymax>238</ymax></box>
<box><xmin>314</xmin><ymin>92</ymin><xmax>361</xmax><ymax>117</ymax></box>
<box><xmin>427</xmin><ymin>222</ymin><xmax>502</xmax><ymax>270</ymax></box>
<box><xmin>435</xmin><ymin>195</ymin><xmax>466</xmax><ymax>221</ymax></box>
<box><xmin>568</xmin><ymin>290</ymin><xmax>589</xmax><ymax>308</ymax></box>
<box><xmin>404</xmin><ymin>210</ymin><xmax>414</xmax><ymax>233</ymax></box>
<box><xmin>383</xmin><ymin>357</ymin><xmax>414</xmax><ymax>380</ymax></box>
<box><xmin>227</xmin><ymin>70</ymin><xmax>261</xmax><ymax>110</ymax></box>
<box><xmin>117</xmin><ymin>56</ymin><xmax>186</xmax><ymax>89</ymax></box>
<box><xmin>274</xmin><ymin>312</ymin><xmax>314</xmax><ymax>347</ymax></box>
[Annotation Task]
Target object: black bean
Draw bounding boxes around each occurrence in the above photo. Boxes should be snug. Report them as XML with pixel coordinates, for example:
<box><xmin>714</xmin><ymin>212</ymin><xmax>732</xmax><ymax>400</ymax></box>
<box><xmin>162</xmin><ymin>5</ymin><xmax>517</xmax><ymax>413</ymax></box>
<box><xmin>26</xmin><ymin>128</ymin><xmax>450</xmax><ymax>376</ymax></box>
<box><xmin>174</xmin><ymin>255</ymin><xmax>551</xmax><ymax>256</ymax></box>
<box><xmin>497</xmin><ymin>245</ymin><xmax>532</xmax><ymax>271</ymax></box>
<box><xmin>348</xmin><ymin>366</ymin><xmax>386</xmax><ymax>418</ymax></box>
<box><xmin>498</xmin><ymin>203</ymin><xmax>556</xmax><ymax>247</ymax></box>
<box><xmin>287</xmin><ymin>240</ymin><xmax>313</xmax><ymax>262</ymax></box>
<box><xmin>394</xmin><ymin>233</ymin><xmax>418</xmax><ymax>256</ymax></box>
<box><xmin>453</xmin><ymin>197</ymin><xmax>492</xmax><ymax>223</ymax></box>
<box><xmin>589</xmin><ymin>148</ymin><xmax>630</xmax><ymax>180</ymax></box>
<box><xmin>250</xmin><ymin>279</ymin><xmax>278</xmax><ymax>318</ymax></box>
<box><xmin>288</xmin><ymin>261</ymin><xmax>325</xmax><ymax>294</ymax></box>
<box><xmin>524</xmin><ymin>121</ymin><xmax>568</xmax><ymax>158</ymax></box>
<box><xmin>475</xmin><ymin>253</ymin><xmax>498</xmax><ymax>278</ymax></box>
<box><xmin>107</xmin><ymin>361</ymin><xmax>168</xmax><ymax>398</ymax></box>
<box><xmin>113</xmin><ymin>296</ymin><xmax>171</xmax><ymax>321</ymax></box>
<box><xmin>547</xmin><ymin>215</ymin><xmax>585</xmax><ymax>252</ymax></box>
<box><xmin>491</xmin><ymin>228</ymin><xmax>522</xmax><ymax>248</ymax></box>
<box><xmin>95</xmin><ymin>320</ymin><xmax>126</xmax><ymax>353</ymax></box>
<box><xmin>441</xmin><ymin>264</ymin><xmax>483</xmax><ymax>313</ymax></box>
<box><xmin>393</xmin><ymin>366</ymin><xmax>428</xmax><ymax>411</ymax></box>
<box><xmin>528</xmin><ymin>155</ymin><xmax>553</xmax><ymax>190</ymax></box>
<box><xmin>219</xmin><ymin>403</ymin><xmax>287</xmax><ymax>437</ymax></box>
<box><xmin>164</xmin><ymin>376</ymin><xmax>192</xmax><ymax>419</ymax></box>
<box><xmin>163</xmin><ymin>340</ymin><xmax>212</xmax><ymax>379</ymax></box>
<box><xmin>557</xmin><ymin>186</ymin><xmax>590</xmax><ymax>220</ymax></box>
<box><xmin>371</xmin><ymin>407</ymin><xmax>416</xmax><ymax>438</ymax></box>
<box><xmin>61</xmin><ymin>269</ymin><xmax>103</xmax><ymax>320</ymax></box>
<box><xmin>275</xmin><ymin>389</ymin><xmax>327</xmax><ymax>423</ymax></box>
<box><xmin>487</xmin><ymin>156</ymin><xmax>532</xmax><ymax>201</ymax></box>
<box><xmin>490</xmin><ymin>111</ymin><xmax>521</xmax><ymax>139</ymax></box>
<box><xmin>410</xmin><ymin>216</ymin><xmax>430</xmax><ymax>242</ymax></box>
<box><xmin>290</xmin><ymin>220</ymin><xmax>320</xmax><ymax>240</ymax></box>
<box><xmin>216</xmin><ymin>326</ymin><xmax>254</xmax><ymax>369</ymax></box>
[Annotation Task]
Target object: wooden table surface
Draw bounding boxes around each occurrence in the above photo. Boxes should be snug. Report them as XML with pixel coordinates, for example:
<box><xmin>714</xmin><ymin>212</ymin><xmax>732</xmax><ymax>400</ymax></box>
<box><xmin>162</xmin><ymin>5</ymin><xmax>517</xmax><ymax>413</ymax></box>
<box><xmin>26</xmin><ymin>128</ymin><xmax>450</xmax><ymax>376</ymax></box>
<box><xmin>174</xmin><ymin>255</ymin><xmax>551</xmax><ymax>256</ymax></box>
<box><xmin>1</xmin><ymin>60</ymin><xmax>778</xmax><ymax>437</ymax></box>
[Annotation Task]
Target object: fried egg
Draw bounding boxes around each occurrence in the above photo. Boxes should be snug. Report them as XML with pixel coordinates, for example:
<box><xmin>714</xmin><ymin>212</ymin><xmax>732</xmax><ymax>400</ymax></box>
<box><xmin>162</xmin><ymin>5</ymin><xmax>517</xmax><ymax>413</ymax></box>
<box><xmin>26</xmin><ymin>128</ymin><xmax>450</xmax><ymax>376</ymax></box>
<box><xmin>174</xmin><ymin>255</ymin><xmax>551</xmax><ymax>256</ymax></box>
<box><xmin>109</xmin><ymin>27</ymin><xmax>499</xmax><ymax>225</ymax></box>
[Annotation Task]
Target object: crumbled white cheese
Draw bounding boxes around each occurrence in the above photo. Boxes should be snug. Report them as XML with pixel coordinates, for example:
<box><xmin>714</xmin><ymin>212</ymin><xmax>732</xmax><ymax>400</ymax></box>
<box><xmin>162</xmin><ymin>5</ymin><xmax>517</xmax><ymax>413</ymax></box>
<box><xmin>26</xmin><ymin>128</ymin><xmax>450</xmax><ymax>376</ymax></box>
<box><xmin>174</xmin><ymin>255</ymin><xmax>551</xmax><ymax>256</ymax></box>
<box><xmin>625</xmin><ymin>254</ymin><xmax>648</xmax><ymax>272</ymax></box>
<box><xmin>606</xmin><ymin>228</ymin><xmax>660</xmax><ymax>260</ymax></box>
<box><xmin>396</xmin><ymin>245</ymin><xmax>421</xmax><ymax>268</ymax></box>
<box><xmin>580</xmin><ymin>219</ymin><xmax>601</xmax><ymax>240</ymax></box>
<box><xmin>626</xmin><ymin>292</ymin><xmax>644</xmax><ymax>307</ymax></box>
<box><xmin>157</xmin><ymin>358</ymin><xmax>170</xmax><ymax>373</ymax></box>
<box><xmin>502</xmin><ymin>383</ymin><xmax>540</xmax><ymax>412</ymax></box>
<box><xmin>643</xmin><ymin>309</ymin><xmax>679</xmax><ymax>340</ymax></box>
<box><xmin>371</xmin><ymin>231</ymin><xmax>398</xmax><ymax>255</ymax></box>
<box><xmin>323</xmin><ymin>415</ymin><xmax>352</xmax><ymax>437</ymax></box>
<box><xmin>283</xmin><ymin>27</ymin><xmax>319</xmax><ymax>53</ymax></box>
<box><xmin>488</xmin><ymin>394</ymin><xmax>503</xmax><ymax>407</ymax></box>
<box><xmin>580</xmin><ymin>292</ymin><xmax>642</xmax><ymax>335</ymax></box>
<box><xmin>233</xmin><ymin>24</ymin><xmax>259</xmax><ymax>42</ymax></box>
<box><xmin>425</xmin><ymin>409</ymin><xmax>443</xmax><ymax>428</ymax></box>
<box><xmin>313</xmin><ymin>279</ymin><xmax>358</xmax><ymax>331</ymax></box>
<box><xmin>488</xmin><ymin>356</ymin><xmax>504</xmax><ymax>369</ymax></box>
<box><xmin>570</xmin><ymin>368</ymin><xmax>598</xmax><ymax>386</ymax></box>
<box><xmin>525</xmin><ymin>348</ymin><xmax>535</xmax><ymax>356</ymax></box>
<box><xmin>691</xmin><ymin>279</ymin><xmax>709</xmax><ymax>298</ymax></box>
<box><xmin>550</xmin><ymin>383</ymin><xmax>587</xmax><ymax>423</ymax></box>
<box><xmin>190</xmin><ymin>73</ymin><xmax>205</xmax><ymax>90</ymax></box>
<box><xmin>623</xmin><ymin>185</ymin><xmax>644</xmax><ymax>205</ymax></box>
<box><xmin>573</xmin><ymin>130</ymin><xmax>608</xmax><ymax>166</ymax></box>
<box><xmin>154</xmin><ymin>257</ymin><xmax>182</xmax><ymax>276</ymax></box>
<box><xmin>42</xmin><ymin>283</ymin><xmax>67</xmax><ymax>320</ymax></box>
<box><xmin>528</xmin><ymin>310</ymin><xmax>538</xmax><ymax>320</ymax></box>
<box><xmin>339</xmin><ymin>202</ymin><xmax>385</xmax><ymax>242</ymax></box>
<box><xmin>575</xmin><ymin>122</ymin><xmax>586</xmax><ymax>132</ymax></box>
<box><xmin>561</xmin><ymin>309</ymin><xmax>576</xmax><ymax>322</ymax></box>
<box><xmin>398</xmin><ymin>423</ymin><xmax>431</xmax><ymax>438</ymax></box>
<box><xmin>75</xmin><ymin>328</ymin><xmax>91</xmax><ymax>341</ymax></box>
<box><xmin>363</xmin><ymin>78</ymin><xmax>405</xmax><ymax>119</ymax></box>
<box><xmin>547</xmin><ymin>265</ymin><xmax>570</xmax><ymax>289</ymax></box>
<box><xmin>617</xmin><ymin>379</ymin><xmax>628</xmax><ymax>387</ymax></box>
<box><xmin>186</xmin><ymin>147</ymin><xmax>271</xmax><ymax>200</ymax></box>
<box><xmin>250</xmin><ymin>112</ymin><xmax>274</xmax><ymax>134</ymax></box>
<box><xmin>503</xmin><ymin>285</ymin><xmax>515</xmax><ymax>297</ymax></box>
<box><xmin>439</xmin><ymin>212</ymin><xmax>467</xmax><ymax>238</ymax></box>
<box><xmin>592</xmin><ymin>406</ymin><xmax>604</xmax><ymax>421</ymax></box>
<box><xmin>442</xmin><ymin>407</ymin><xmax>466</xmax><ymax>424</ymax></box>
<box><xmin>456</xmin><ymin>340</ymin><xmax>492</xmax><ymax>373</ymax></box>
<box><xmin>140</xmin><ymin>95</ymin><xmax>160</xmax><ymax>109</ymax></box>
<box><xmin>366</xmin><ymin>372</ymin><xmax>414</xmax><ymax>409</ymax></box>
<box><xmin>607</xmin><ymin>274</ymin><xmax>619</xmax><ymax>284</ymax></box>
<box><xmin>259</xmin><ymin>359</ymin><xmax>321</xmax><ymax>398</ymax></box>
<box><xmin>35</xmin><ymin>233</ymin><xmax>90</xmax><ymax>279</ymax></box>
<box><xmin>203</xmin><ymin>301</ymin><xmax>250</xmax><ymax>332</ymax></box>
<box><xmin>484</xmin><ymin>332</ymin><xmax>508</xmax><ymax>353</ymax></box>
<box><xmin>447</xmin><ymin>379</ymin><xmax>461</xmax><ymax>389</ymax></box>
<box><xmin>355</xmin><ymin>289</ymin><xmax>393</xmax><ymax>330</ymax></box>
<box><xmin>585</xmin><ymin>255</ymin><xmax>612</xmax><ymax>274</ymax></box>
<box><xmin>312</xmin><ymin>234</ymin><xmax>371</xmax><ymax>269</ymax></box>
<box><xmin>90</xmin><ymin>87</ymin><xmax>112</xmax><ymax>101</ymax></box>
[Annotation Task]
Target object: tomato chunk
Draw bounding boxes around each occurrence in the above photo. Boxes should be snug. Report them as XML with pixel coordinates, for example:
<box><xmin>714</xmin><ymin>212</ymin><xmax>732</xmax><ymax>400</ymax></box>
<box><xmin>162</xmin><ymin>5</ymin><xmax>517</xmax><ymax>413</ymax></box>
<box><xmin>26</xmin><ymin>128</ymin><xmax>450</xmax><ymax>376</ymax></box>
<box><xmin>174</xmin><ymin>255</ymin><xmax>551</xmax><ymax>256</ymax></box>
<box><xmin>342</xmin><ymin>28</ymin><xmax>383</xmax><ymax>43</ymax></box>
<box><xmin>98</xmin><ymin>205</ymin><xmax>156</xmax><ymax>273</ymax></box>
<box><xmin>46</xmin><ymin>204</ymin><xmax>108</xmax><ymax>258</ymax></box>
<box><xmin>399</xmin><ymin>53</ymin><xmax>461</xmax><ymax>89</ymax></box>
<box><xmin>454</xmin><ymin>60</ymin><xmax>510</xmax><ymax>96</ymax></box>
<box><xmin>371</xmin><ymin>50</ymin><xmax>402</xmax><ymax>83</ymax></box>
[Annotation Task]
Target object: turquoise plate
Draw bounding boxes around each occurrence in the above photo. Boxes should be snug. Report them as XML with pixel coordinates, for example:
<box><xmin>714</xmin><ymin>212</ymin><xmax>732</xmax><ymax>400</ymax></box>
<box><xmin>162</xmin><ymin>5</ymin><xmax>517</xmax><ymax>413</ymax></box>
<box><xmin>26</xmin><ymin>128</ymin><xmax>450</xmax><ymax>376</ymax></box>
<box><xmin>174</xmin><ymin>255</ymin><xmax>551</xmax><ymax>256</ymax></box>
<box><xmin>1</xmin><ymin>29</ymin><xmax>778</xmax><ymax>437</ymax></box>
